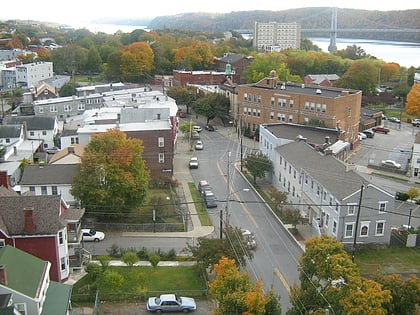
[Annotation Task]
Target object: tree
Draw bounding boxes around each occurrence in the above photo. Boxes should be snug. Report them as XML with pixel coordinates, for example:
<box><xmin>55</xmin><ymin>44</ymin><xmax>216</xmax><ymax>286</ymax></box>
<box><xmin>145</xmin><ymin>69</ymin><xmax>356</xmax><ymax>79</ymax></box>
<box><xmin>192</xmin><ymin>93</ymin><xmax>230</xmax><ymax>125</ymax></box>
<box><xmin>174</xmin><ymin>42</ymin><xmax>214</xmax><ymax>70</ymax></box>
<box><xmin>122</xmin><ymin>251</ymin><xmax>138</xmax><ymax>268</ymax></box>
<box><xmin>334</xmin><ymin>45</ymin><xmax>367</xmax><ymax>60</ymax></box>
<box><xmin>166</xmin><ymin>86</ymin><xmax>198</xmax><ymax>114</ymax></box>
<box><xmin>374</xmin><ymin>273</ymin><xmax>420</xmax><ymax>315</ymax></box>
<box><xmin>71</xmin><ymin>129</ymin><xmax>150</xmax><ymax>215</ymax></box>
<box><xmin>187</xmin><ymin>225</ymin><xmax>253</xmax><ymax>271</ymax></box>
<box><xmin>406</xmin><ymin>84</ymin><xmax>420</xmax><ymax>116</ymax></box>
<box><xmin>406</xmin><ymin>186</ymin><xmax>420</xmax><ymax>202</ymax></box>
<box><xmin>334</xmin><ymin>60</ymin><xmax>377</xmax><ymax>94</ymax></box>
<box><xmin>209</xmin><ymin>256</ymin><xmax>281</xmax><ymax>315</ymax></box>
<box><xmin>59</xmin><ymin>82</ymin><xmax>77</xmax><ymax>97</ymax></box>
<box><xmin>243</xmin><ymin>152</ymin><xmax>273</xmax><ymax>184</ymax></box>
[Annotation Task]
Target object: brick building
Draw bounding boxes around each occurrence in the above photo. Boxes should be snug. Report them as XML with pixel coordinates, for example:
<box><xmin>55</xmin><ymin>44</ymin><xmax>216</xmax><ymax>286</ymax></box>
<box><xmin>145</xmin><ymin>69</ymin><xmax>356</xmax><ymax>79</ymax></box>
<box><xmin>236</xmin><ymin>71</ymin><xmax>362</xmax><ymax>144</ymax></box>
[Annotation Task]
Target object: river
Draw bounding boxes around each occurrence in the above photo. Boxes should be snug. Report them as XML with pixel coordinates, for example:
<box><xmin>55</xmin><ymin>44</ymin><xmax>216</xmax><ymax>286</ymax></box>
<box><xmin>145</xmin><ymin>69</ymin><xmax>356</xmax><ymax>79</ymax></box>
<box><xmin>309</xmin><ymin>37</ymin><xmax>420</xmax><ymax>68</ymax></box>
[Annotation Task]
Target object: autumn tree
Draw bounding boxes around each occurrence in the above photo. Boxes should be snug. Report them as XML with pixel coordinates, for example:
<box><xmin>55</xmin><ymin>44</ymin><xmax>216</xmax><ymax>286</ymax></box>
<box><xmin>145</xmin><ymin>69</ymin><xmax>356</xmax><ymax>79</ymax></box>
<box><xmin>288</xmin><ymin>235</ymin><xmax>391</xmax><ymax>315</ymax></box>
<box><xmin>174</xmin><ymin>42</ymin><xmax>214</xmax><ymax>70</ymax></box>
<box><xmin>406</xmin><ymin>186</ymin><xmax>420</xmax><ymax>202</ymax></box>
<box><xmin>406</xmin><ymin>84</ymin><xmax>420</xmax><ymax>116</ymax></box>
<box><xmin>209</xmin><ymin>256</ymin><xmax>281</xmax><ymax>315</ymax></box>
<box><xmin>166</xmin><ymin>86</ymin><xmax>198</xmax><ymax>114</ymax></box>
<box><xmin>243</xmin><ymin>152</ymin><xmax>273</xmax><ymax>184</ymax></box>
<box><xmin>334</xmin><ymin>44</ymin><xmax>367</xmax><ymax>60</ymax></box>
<box><xmin>379</xmin><ymin>63</ymin><xmax>400</xmax><ymax>82</ymax></box>
<box><xmin>71</xmin><ymin>129</ymin><xmax>150</xmax><ymax>215</ymax></box>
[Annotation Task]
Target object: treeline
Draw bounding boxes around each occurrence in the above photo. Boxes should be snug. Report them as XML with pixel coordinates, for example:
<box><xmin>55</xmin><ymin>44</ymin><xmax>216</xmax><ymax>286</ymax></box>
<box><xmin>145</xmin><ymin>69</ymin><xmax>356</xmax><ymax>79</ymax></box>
<box><xmin>147</xmin><ymin>8</ymin><xmax>420</xmax><ymax>42</ymax></box>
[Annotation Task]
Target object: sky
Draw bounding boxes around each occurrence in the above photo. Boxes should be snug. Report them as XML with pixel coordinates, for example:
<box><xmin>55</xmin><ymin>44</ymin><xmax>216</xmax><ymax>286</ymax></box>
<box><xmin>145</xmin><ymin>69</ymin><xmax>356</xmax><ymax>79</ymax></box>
<box><xmin>1</xmin><ymin>0</ymin><xmax>418</xmax><ymax>27</ymax></box>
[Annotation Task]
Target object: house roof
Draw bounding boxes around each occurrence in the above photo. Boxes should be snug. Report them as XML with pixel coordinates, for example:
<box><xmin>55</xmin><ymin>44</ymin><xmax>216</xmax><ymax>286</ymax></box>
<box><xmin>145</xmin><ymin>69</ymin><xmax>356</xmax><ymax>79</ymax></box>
<box><xmin>3</xmin><ymin>116</ymin><xmax>56</xmax><ymax>130</ymax></box>
<box><xmin>0</xmin><ymin>125</ymin><xmax>22</xmax><ymax>138</ymax></box>
<box><xmin>19</xmin><ymin>164</ymin><xmax>79</xmax><ymax>185</ymax></box>
<box><xmin>215</xmin><ymin>53</ymin><xmax>244</xmax><ymax>64</ymax></box>
<box><xmin>276</xmin><ymin>141</ymin><xmax>366</xmax><ymax>200</ymax></box>
<box><xmin>0</xmin><ymin>245</ymin><xmax>49</xmax><ymax>298</ymax></box>
<box><xmin>41</xmin><ymin>281</ymin><xmax>72</xmax><ymax>315</ymax></box>
<box><xmin>0</xmin><ymin>194</ymin><xmax>65</xmax><ymax>236</ymax></box>
<box><xmin>263</xmin><ymin>123</ymin><xmax>341</xmax><ymax>146</ymax></box>
<box><xmin>0</xmin><ymin>186</ymin><xmax>18</xmax><ymax>197</ymax></box>
<box><xmin>48</xmin><ymin>144</ymin><xmax>84</xmax><ymax>164</ymax></box>
<box><xmin>306</xmin><ymin>74</ymin><xmax>339</xmax><ymax>84</ymax></box>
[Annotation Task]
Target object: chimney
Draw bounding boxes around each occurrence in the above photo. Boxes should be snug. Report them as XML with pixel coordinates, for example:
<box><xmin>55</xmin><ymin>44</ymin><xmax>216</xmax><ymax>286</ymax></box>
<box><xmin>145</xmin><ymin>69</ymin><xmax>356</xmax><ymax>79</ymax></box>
<box><xmin>0</xmin><ymin>171</ymin><xmax>10</xmax><ymax>189</ymax></box>
<box><xmin>68</xmin><ymin>146</ymin><xmax>75</xmax><ymax>154</ymax></box>
<box><xmin>0</xmin><ymin>266</ymin><xmax>7</xmax><ymax>285</ymax></box>
<box><xmin>23</xmin><ymin>208</ymin><xmax>36</xmax><ymax>233</ymax></box>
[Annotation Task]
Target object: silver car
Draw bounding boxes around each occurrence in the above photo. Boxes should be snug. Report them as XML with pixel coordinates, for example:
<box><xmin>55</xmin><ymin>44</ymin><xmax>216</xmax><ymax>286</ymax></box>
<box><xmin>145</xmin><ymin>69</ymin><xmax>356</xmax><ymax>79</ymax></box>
<box><xmin>146</xmin><ymin>294</ymin><xmax>196</xmax><ymax>313</ymax></box>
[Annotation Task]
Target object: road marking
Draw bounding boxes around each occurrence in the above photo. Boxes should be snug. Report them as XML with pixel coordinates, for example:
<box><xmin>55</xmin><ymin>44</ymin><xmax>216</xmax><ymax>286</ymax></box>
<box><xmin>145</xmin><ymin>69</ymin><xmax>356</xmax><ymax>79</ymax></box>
<box><xmin>274</xmin><ymin>268</ymin><xmax>290</xmax><ymax>293</ymax></box>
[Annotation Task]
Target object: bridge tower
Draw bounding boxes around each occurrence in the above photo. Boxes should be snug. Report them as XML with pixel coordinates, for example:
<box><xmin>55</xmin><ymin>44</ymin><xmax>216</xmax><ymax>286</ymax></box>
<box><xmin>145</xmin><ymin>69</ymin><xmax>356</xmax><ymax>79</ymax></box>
<box><xmin>328</xmin><ymin>7</ymin><xmax>338</xmax><ymax>53</ymax></box>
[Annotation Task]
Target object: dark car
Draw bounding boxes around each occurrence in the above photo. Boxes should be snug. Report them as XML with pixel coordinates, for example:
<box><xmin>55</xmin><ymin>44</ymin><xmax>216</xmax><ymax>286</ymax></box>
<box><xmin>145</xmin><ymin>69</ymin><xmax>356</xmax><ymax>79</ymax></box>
<box><xmin>372</xmin><ymin>126</ymin><xmax>390</xmax><ymax>134</ymax></box>
<box><xmin>202</xmin><ymin>190</ymin><xmax>217</xmax><ymax>208</ymax></box>
<box><xmin>205</xmin><ymin>124</ymin><xmax>215</xmax><ymax>131</ymax></box>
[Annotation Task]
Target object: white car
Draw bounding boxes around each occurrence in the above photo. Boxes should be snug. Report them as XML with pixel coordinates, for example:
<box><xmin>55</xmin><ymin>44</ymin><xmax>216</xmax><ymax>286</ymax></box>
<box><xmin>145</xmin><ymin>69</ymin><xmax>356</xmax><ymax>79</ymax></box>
<box><xmin>45</xmin><ymin>147</ymin><xmax>60</xmax><ymax>154</ymax></box>
<box><xmin>193</xmin><ymin>125</ymin><xmax>202</xmax><ymax>133</ymax></box>
<box><xmin>358</xmin><ymin>132</ymin><xmax>367</xmax><ymax>140</ymax></box>
<box><xmin>241</xmin><ymin>228</ymin><xmax>257</xmax><ymax>250</ymax></box>
<box><xmin>381</xmin><ymin>160</ymin><xmax>401</xmax><ymax>169</ymax></box>
<box><xmin>146</xmin><ymin>294</ymin><xmax>197</xmax><ymax>313</ymax></box>
<box><xmin>189</xmin><ymin>157</ymin><xmax>199</xmax><ymax>169</ymax></box>
<box><xmin>195</xmin><ymin>140</ymin><xmax>203</xmax><ymax>150</ymax></box>
<box><xmin>82</xmin><ymin>229</ymin><xmax>105</xmax><ymax>242</ymax></box>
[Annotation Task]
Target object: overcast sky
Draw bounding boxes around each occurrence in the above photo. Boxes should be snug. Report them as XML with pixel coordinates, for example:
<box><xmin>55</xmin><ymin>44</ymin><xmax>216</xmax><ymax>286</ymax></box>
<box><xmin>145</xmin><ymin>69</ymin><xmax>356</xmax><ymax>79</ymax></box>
<box><xmin>1</xmin><ymin>1</ymin><xmax>418</xmax><ymax>26</ymax></box>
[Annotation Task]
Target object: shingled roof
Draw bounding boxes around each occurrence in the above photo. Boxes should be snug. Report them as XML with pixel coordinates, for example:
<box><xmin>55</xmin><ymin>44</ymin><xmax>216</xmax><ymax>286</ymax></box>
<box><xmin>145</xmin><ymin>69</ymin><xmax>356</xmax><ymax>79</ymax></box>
<box><xmin>19</xmin><ymin>164</ymin><xmax>79</xmax><ymax>185</ymax></box>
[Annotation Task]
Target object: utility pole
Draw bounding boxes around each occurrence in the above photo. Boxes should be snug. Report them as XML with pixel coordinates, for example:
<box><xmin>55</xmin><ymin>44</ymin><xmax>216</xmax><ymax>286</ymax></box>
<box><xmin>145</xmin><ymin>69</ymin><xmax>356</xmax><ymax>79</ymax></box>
<box><xmin>352</xmin><ymin>184</ymin><xmax>364</xmax><ymax>262</ymax></box>
<box><xmin>226</xmin><ymin>151</ymin><xmax>231</xmax><ymax>223</ymax></box>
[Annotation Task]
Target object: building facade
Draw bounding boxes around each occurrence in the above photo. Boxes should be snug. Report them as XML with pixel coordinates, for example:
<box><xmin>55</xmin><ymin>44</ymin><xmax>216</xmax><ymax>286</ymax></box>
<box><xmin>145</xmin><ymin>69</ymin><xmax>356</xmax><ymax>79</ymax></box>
<box><xmin>253</xmin><ymin>21</ymin><xmax>301</xmax><ymax>52</ymax></box>
<box><xmin>16</xmin><ymin>61</ymin><xmax>53</xmax><ymax>88</ymax></box>
<box><xmin>237</xmin><ymin>71</ymin><xmax>362</xmax><ymax>144</ymax></box>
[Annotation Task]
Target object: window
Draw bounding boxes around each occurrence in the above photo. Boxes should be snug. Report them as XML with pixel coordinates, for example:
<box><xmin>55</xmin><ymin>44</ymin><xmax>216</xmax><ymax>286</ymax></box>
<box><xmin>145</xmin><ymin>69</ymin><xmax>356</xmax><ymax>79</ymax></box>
<box><xmin>41</xmin><ymin>186</ymin><xmax>47</xmax><ymax>195</ymax></box>
<box><xmin>50</xmin><ymin>105</ymin><xmax>57</xmax><ymax>112</ymax></box>
<box><xmin>345</xmin><ymin>223</ymin><xmax>354</xmax><ymax>238</ymax></box>
<box><xmin>305</xmin><ymin>101</ymin><xmax>310</xmax><ymax>110</ymax></box>
<box><xmin>325</xmin><ymin>214</ymin><xmax>330</xmax><ymax>226</ymax></box>
<box><xmin>378</xmin><ymin>202</ymin><xmax>387</xmax><ymax>213</ymax></box>
<box><xmin>42</xmin><ymin>130</ymin><xmax>47</xmax><ymax>135</ymax></box>
<box><xmin>29</xmin><ymin>186</ymin><xmax>35</xmax><ymax>192</ymax></box>
<box><xmin>30</xmin><ymin>131</ymin><xmax>35</xmax><ymax>136</ymax></box>
<box><xmin>158</xmin><ymin>137</ymin><xmax>164</xmax><ymax>147</ymax></box>
<box><xmin>58</xmin><ymin>231</ymin><xmax>64</xmax><ymax>244</ymax></box>
<box><xmin>51</xmin><ymin>186</ymin><xmax>58</xmax><ymax>195</ymax></box>
<box><xmin>60</xmin><ymin>257</ymin><xmax>66</xmax><ymax>271</ymax></box>
<box><xmin>270</xmin><ymin>112</ymin><xmax>274</xmax><ymax>120</ymax></box>
<box><xmin>64</xmin><ymin>104</ymin><xmax>72</xmax><ymax>112</ymax></box>
<box><xmin>38</xmin><ymin>107</ymin><xmax>44</xmax><ymax>113</ymax></box>
<box><xmin>271</xmin><ymin>96</ymin><xmax>275</xmax><ymax>105</ymax></box>
<box><xmin>78</xmin><ymin>103</ymin><xmax>85</xmax><ymax>110</ymax></box>
<box><xmin>158</xmin><ymin>153</ymin><xmax>164</xmax><ymax>163</ymax></box>
<box><xmin>0</xmin><ymin>239</ymin><xmax>5</xmax><ymax>247</ymax></box>
<box><xmin>347</xmin><ymin>203</ymin><xmax>357</xmax><ymax>215</ymax></box>
<box><xmin>322</xmin><ymin>104</ymin><xmax>327</xmax><ymax>112</ymax></box>
<box><xmin>360</xmin><ymin>221</ymin><xmax>370</xmax><ymax>236</ymax></box>
<box><xmin>376</xmin><ymin>221</ymin><xmax>385</xmax><ymax>236</ymax></box>
<box><xmin>332</xmin><ymin>220</ymin><xmax>337</xmax><ymax>234</ymax></box>
<box><xmin>290</xmin><ymin>100</ymin><xmax>294</xmax><ymax>108</ymax></box>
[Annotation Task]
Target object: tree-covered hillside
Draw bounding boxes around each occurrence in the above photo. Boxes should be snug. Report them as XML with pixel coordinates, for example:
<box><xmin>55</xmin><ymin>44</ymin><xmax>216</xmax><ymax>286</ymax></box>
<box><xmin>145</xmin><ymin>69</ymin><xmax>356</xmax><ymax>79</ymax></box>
<box><xmin>147</xmin><ymin>8</ymin><xmax>420</xmax><ymax>42</ymax></box>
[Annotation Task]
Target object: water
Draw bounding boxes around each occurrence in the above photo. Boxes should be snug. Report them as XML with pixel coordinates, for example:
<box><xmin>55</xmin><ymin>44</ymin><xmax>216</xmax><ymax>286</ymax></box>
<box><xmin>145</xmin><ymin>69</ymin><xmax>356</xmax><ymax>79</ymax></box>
<box><xmin>310</xmin><ymin>37</ymin><xmax>420</xmax><ymax>68</ymax></box>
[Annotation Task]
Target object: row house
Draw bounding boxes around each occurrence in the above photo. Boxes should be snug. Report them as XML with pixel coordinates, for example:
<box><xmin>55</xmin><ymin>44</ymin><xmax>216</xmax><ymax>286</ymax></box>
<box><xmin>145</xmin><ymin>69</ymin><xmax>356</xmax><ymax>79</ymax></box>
<box><xmin>0</xmin><ymin>193</ymin><xmax>85</xmax><ymax>282</ymax></box>
<box><xmin>236</xmin><ymin>71</ymin><xmax>362</xmax><ymax>145</ymax></box>
<box><xmin>0</xmin><ymin>245</ymin><xmax>72</xmax><ymax>315</ymax></box>
<box><xmin>268</xmin><ymin>139</ymin><xmax>393</xmax><ymax>245</ymax></box>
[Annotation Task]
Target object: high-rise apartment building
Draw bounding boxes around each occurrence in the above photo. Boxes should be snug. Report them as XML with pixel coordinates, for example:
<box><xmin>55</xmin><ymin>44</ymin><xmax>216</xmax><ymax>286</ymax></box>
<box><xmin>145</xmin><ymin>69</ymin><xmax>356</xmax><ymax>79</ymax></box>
<box><xmin>253</xmin><ymin>21</ymin><xmax>301</xmax><ymax>52</ymax></box>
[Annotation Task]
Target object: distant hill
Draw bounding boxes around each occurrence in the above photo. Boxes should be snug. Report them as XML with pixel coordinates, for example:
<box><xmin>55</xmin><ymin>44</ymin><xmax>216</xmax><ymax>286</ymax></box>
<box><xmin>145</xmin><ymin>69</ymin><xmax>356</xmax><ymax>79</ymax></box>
<box><xmin>145</xmin><ymin>8</ymin><xmax>420</xmax><ymax>42</ymax></box>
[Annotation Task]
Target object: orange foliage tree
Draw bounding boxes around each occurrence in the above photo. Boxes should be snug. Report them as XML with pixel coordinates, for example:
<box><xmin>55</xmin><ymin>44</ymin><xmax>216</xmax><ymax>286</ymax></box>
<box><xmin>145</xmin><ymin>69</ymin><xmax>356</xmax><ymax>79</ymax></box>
<box><xmin>406</xmin><ymin>84</ymin><xmax>420</xmax><ymax>116</ymax></box>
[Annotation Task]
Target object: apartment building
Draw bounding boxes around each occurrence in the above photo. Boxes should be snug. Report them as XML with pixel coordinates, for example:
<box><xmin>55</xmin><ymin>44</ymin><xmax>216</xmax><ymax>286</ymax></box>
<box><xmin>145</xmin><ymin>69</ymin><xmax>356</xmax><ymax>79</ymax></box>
<box><xmin>16</xmin><ymin>61</ymin><xmax>53</xmax><ymax>88</ymax></box>
<box><xmin>253</xmin><ymin>21</ymin><xmax>301</xmax><ymax>52</ymax></box>
<box><xmin>236</xmin><ymin>71</ymin><xmax>362</xmax><ymax>144</ymax></box>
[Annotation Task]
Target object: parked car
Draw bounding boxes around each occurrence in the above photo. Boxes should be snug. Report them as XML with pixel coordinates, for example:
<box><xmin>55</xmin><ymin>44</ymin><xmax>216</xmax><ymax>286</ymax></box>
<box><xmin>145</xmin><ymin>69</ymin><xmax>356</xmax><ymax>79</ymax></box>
<box><xmin>358</xmin><ymin>132</ymin><xmax>367</xmax><ymax>140</ymax></box>
<box><xmin>372</xmin><ymin>126</ymin><xmax>390</xmax><ymax>134</ymax></box>
<box><xmin>146</xmin><ymin>294</ymin><xmax>197</xmax><ymax>313</ymax></box>
<box><xmin>82</xmin><ymin>229</ymin><xmax>105</xmax><ymax>242</ymax></box>
<box><xmin>193</xmin><ymin>125</ymin><xmax>202</xmax><ymax>133</ymax></box>
<box><xmin>388</xmin><ymin>117</ymin><xmax>401</xmax><ymax>123</ymax></box>
<box><xmin>412</xmin><ymin>119</ymin><xmax>420</xmax><ymax>127</ymax></box>
<box><xmin>191</xmin><ymin>131</ymin><xmax>200</xmax><ymax>140</ymax></box>
<box><xmin>195</xmin><ymin>140</ymin><xmax>203</xmax><ymax>150</ymax></box>
<box><xmin>198</xmin><ymin>180</ymin><xmax>211</xmax><ymax>195</ymax></box>
<box><xmin>189</xmin><ymin>157</ymin><xmax>199</xmax><ymax>169</ymax></box>
<box><xmin>381</xmin><ymin>159</ymin><xmax>401</xmax><ymax>169</ymax></box>
<box><xmin>45</xmin><ymin>146</ymin><xmax>60</xmax><ymax>154</ymax></box>
<box><xmin>202</xmin><ymin>190</ymin><xmax>217</xmax><ymax>208</ymax></box>
<box><xmin>362</xmin><ymin>130</ymin><xmax>375</xmax><ymax>138</ymax></box>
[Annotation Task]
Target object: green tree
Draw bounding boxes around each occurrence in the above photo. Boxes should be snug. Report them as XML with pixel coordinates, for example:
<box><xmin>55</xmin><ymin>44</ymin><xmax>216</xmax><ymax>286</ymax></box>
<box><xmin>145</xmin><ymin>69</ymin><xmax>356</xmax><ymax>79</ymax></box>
<box><xmin>71</xmin><ymin>129</ymin><xmax>150</xmax><ymax>215</ymax></box>
<box><xmin>122</xmin><ymin>251</ymin><xmax>138</xmax><ymax>268</ymax></box>
<box><xmin>406</xmin><ymin>84</ymin><xmax>420</xmax><ymax>116</ymax></box>
<box><xmin>334</xmin><ymin>44</ymin><xmax>367</xmax><ymax>60</ymax></box>
<box><xmin>187</xmin><ymin>225</ymin><xmax>253</xmax><ymax>271</ymax></box>
<box><xmin>59</xmin><ymin>82</ymin><xmax>77</xmax><ymax>97</ymax></box>
<box><xmin>334</xmin><ymin>60</ymin><xmax>377</xmax><ymax>94</ymax></box>
<box><xmin>406</xmin><ymin>186</ymin><xmax>420</xmax><ymax>202</ymax></box>
<box><xmin>166</xmin><ymin>86</ymin><xmax>198</xmax><ymax>114</ymax></box>
<box><xmin>192</xmin><ymin>93</ymin><xmax>230</xmax><ymax>125</ymax></box>
<box><xmin>149</xmin><ymin>254</ymin><xmax>161</xmax><ymax>269</ymax></box>
<box><xmin>85</xmin><ymin>46</ymin><xmax>102</xmax><ymax>73</ymax></box>
<box><xmin>97</xmin><ymin>269</ymin><xmax>124</xmax><ymax>293</ymax></box>
<box><xmin>243</xmin><ymin>152</ymin><xmax>273</xmax><ymax>184</ymax></box>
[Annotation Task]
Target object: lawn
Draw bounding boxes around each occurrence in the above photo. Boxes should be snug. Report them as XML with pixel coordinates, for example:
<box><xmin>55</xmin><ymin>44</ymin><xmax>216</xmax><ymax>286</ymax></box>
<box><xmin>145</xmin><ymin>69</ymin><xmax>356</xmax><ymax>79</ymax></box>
<box><xmin>354</xmin><ymin>246</ymin><xmax>420</xmax><ymax>274</ymax></box>
<box><xmin>188</xmin><ymin>182</ymin><xmax>212</xmax><ymax>226</ymax></box>
<box><xmin>72</xmin><ymin>265</ymin><xmax>208</xmax><ymax>303</ymax></box>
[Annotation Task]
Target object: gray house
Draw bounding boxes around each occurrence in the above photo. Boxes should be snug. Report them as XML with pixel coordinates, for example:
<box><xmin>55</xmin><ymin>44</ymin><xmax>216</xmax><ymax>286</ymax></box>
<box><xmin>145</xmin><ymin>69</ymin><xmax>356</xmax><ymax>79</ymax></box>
<box><xmin>271</xmin><ymin>140</ymin><xmax>393</xmax><ymax>245</ymax></box>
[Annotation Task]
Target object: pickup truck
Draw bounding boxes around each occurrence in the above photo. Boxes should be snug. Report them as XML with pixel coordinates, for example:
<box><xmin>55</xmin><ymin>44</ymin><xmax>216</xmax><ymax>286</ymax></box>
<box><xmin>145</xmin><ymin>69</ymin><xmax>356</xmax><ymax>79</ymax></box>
<box><xmin>372</xmin><ymin>126</ymin><xmax>390</xmax><ymax>134</ymax></box>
